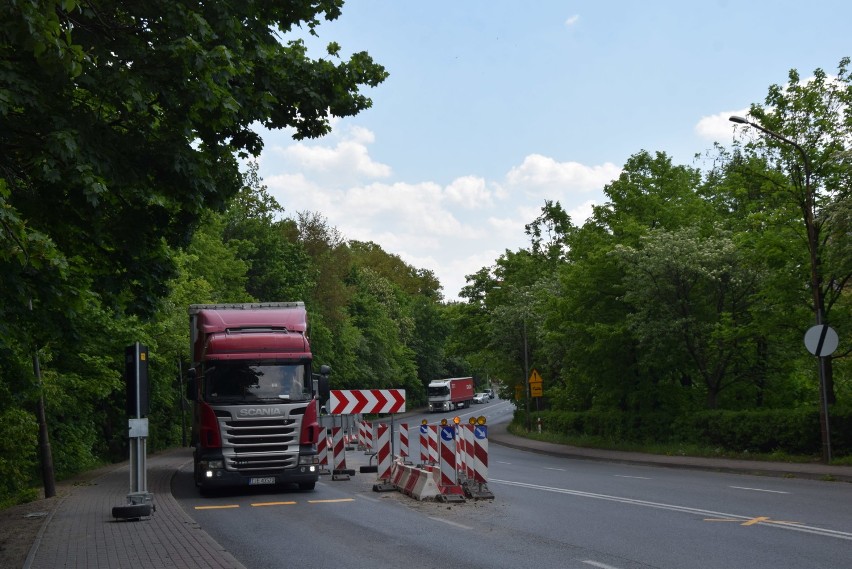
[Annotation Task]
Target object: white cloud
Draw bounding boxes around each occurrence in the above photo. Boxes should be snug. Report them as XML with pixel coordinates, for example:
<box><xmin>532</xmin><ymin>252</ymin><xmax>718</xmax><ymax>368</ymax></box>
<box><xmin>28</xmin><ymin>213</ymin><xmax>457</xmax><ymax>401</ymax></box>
<box><xmin>264</xmin><ymin>172</ymin><xmax>332</xmax><ymax>214</ymax></box>
<box><xmin>565</xmin><ymin>15</ymin><xmax>580</xmax><ymax>27</ymax></box>
<box><xmin>505</xmin><ymin>154</ymin><xmax>620</xmax><ymax>196</ymax></box>
<box><xmin>695</xmin><ymin>109</ymin><xmax>749</xmax><ymax>142</ymax></box>
<box><xmin>444</xmin><ymin>175</ymin><xmax>494</xmax><ymax>209</ymax></box>
<box><xmin>568</xmin><ymin>198</ymin><xmax>599</xmax><ymax>226</ymax></box>
<box><xmin>258</xmin><ymin>127</ymin><xmax>622</xmax><ymax>301</ymax></box>
<box><xmin>264</xmin><ymin>125</ymin><xmax>391</xmax><ymax>187</ymax></box>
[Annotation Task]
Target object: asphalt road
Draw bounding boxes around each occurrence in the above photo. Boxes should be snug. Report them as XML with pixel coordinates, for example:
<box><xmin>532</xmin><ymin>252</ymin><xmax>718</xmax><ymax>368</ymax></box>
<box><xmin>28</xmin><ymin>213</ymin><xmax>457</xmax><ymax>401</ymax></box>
<box><xmin>173</xmin><ymin>399</ymin><xmax>852</xmax><ymax>569</ymax></box>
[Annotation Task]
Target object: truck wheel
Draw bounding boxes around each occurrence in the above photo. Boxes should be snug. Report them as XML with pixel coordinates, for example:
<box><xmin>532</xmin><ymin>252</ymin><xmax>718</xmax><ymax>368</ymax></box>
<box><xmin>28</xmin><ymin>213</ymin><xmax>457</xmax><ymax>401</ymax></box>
<box><xmin>298</xmin><ymin>481</ymin><xmax>316</xmax><ymax>491</ymax></box>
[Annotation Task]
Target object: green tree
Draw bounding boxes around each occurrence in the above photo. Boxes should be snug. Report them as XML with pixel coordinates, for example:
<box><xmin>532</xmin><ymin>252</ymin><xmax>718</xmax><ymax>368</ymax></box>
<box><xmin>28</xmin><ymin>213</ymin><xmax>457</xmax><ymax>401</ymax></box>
<box><xmin>224</xmin><ymin>162</ymin><xmax>313</xmax><ymax>302</ymax></box>
<box><xmin>346</xmin><ymin>267</ymin><xmax>419</xmax><ymax>394</ymax></box>
<box><xmin>1</xmin><ymin>1</ymin><xmax>386</xmax><ymax>497</ymax></box>
<box><xmin>2</xmin><ymin>0</ymin><xmax>386</xmax><ymax>315</ymax></box>
<box><xmin>702</xmin><ymin>152</ymin><xmax>816</xmax><ymax>408</ymax></box>
<box><xmin>729</xmin><ymin>58</ymin><xmax>852</xmax><ymax>404</ymax></box>
<box><xmin>613</xmin><ymin>227</ymin><xmax>763</xmax><ymax>409</ymax></box>
<box><xmin>540</xmin><ymin>152</ymin><xmax>711</xmax><ymax>413</ymax></box>
<box><xmin>349</xmin><ymin>240</ymin><xmax>446</xmax><ymax>396</ymax></box>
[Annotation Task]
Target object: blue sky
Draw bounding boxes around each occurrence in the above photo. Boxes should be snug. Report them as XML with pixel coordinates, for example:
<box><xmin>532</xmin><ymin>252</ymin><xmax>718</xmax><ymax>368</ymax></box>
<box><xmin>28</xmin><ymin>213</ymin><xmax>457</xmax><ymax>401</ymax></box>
<box><xmin>254</xmin><ymin>1</ymin><xmax>851</xmax><ymax>301</ymax></box>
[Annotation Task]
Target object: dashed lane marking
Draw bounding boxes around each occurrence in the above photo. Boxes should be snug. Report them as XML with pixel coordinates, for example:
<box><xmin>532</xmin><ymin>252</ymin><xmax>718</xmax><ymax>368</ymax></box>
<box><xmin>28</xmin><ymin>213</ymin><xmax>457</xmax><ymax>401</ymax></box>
<box><xmin>583</xmin><ymin>561</ymin><xmax>622</xmax><ymax>569</ymax></box>
<box><xmin>308</xmin><ymin>498</ymin><xmax>356</xmax><ymax>504</ymax></box>
<box><xmin>195</xmin><ymin>498</ymin><xmax>355</xmax><ymax>510</ymax></box>
<box><xmin>427</xmin><ymin>516</ymin><xmax>473</xmax><ymax>530</ymax></box>
<box><xmin>730</xmin><ymin>486</ymin><xmax>789</xmax><ymax>494</ymax></box>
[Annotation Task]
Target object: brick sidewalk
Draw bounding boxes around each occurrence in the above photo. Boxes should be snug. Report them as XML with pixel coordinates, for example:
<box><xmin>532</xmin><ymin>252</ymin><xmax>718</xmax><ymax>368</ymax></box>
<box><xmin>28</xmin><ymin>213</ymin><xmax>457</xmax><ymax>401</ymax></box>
<box><xmin>25</xmin><ymin>447</ymin><xmax>245</xmax><ymax>569</ymax></box>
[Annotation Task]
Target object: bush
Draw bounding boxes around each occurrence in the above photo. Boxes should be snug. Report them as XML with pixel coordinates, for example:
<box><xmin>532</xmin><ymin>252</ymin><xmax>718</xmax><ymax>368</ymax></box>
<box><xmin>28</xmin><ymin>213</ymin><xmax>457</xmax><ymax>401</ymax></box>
<box><xmin>0</xmin><ymin>408</ymin><xmax>39</xmax><ymax>507</ymax></box>
<box><xmin>528</xmin><ymin>406</ymin><xmax>852</xmax><ymax>458</ymax></box>
<box><xmin>687</xmin><ymin>409</ymin><xmax>820</xmax><ymax>454</ymax></box>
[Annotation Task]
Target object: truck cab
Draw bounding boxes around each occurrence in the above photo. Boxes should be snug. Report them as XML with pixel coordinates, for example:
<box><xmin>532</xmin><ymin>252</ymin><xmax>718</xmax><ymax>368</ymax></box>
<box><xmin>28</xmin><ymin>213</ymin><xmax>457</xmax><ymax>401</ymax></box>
<box><xmin>186</xmin><ymin>303</ymin><xmax>329</xmax><ymax>492</ymax></box>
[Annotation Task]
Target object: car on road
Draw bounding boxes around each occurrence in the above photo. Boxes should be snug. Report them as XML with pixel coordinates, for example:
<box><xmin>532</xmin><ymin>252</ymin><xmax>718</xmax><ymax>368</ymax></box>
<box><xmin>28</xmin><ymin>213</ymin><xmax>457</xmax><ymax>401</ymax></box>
<box><xmin>473</xmin><ymin>392</ymin><xmax>489</xmax><ymax>404</ymax></box>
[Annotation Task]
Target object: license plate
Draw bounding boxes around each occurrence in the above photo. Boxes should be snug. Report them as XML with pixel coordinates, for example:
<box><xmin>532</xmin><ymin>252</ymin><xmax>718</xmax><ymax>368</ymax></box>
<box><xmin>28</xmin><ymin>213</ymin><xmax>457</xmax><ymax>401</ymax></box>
<box><xmin>249</xmin><ymin>477</ymin><xmax>275</xmax><ymax>485</ymax></box>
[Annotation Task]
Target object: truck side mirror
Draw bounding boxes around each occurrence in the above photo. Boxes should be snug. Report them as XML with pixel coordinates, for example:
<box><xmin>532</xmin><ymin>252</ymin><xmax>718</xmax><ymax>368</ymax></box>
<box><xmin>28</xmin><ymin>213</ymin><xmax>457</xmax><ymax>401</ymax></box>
<box><xmin>185</xmin><ymin>368</ymin><xmax>197</xmax><ymax>401</ymax></box>
<box><xmin>316</xmin><ymin>365</ymin><xmax>331</xmax><ymax>401</ymax></box>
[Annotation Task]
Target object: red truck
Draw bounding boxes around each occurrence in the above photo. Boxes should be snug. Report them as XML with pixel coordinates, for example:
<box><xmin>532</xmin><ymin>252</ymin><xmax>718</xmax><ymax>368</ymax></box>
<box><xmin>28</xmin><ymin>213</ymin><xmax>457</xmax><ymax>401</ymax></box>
<box><xmin>427</xmin><ymin>377</ymin><xmax>474</xmax><ymax>412</ymax></box>
<box><xmin>186</xmin><ymin>303</ymin><xmax>330</xmax><ymax>493</ymax></box>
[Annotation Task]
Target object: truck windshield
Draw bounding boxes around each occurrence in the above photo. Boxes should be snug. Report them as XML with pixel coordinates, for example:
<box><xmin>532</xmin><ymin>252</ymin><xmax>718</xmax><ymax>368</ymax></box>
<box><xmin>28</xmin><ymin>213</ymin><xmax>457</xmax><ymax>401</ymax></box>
<box><xmin>204</xmin><ymin>361</ymin><xmax>309</xmax><ymax>402</ymax></box>
<box><xmin>427</xmin><ymin>386</ymin><xmax>449</xmax><ymax>397</ymax></box>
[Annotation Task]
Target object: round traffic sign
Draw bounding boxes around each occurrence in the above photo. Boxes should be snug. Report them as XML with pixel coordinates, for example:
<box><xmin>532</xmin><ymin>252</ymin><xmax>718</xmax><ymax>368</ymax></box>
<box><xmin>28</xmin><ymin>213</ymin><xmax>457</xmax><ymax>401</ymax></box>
<box><xmin>804</xmin><ymin>325</ymin><xmax>839</xmax><ymax>357</ymax></box>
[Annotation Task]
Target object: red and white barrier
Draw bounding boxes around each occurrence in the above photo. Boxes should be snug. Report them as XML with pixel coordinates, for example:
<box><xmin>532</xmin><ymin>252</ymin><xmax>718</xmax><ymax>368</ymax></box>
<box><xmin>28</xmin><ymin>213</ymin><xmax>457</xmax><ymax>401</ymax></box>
<box><xmin>389</xmin><ymin>459</ymin><xmax>440</xmax><ymax>501</ymax></box>
<box><xmin>458</xmin><ymin>424</ymin><xmax>474</xmax><ymax>479</ymax></box>
<box><xmin>376</xmin><ymin>423</ymin><xmax>392</xmax><ymax>482</ymax></box>
<box><xmin>391</xmin><ymin>458</ymin><xmax>410</xmax><ymax>489</ymax></box>
<box><xmin>318</xmin><ymin>428</ymin><xmax>331</xmax><ymax>474</ymax></box>
<box><xmin>461</xmin><ymin>424</ymin><xmax>493</xmax><ymax>499</ymax></box>
<box><xmin>398</xmin><ymin>423</ymin><xmax>409</xmax><ymax>460</ymax></box>
<box><xmin>472</xmin><ymin>425</ymin><xmax>489</xmax><ymax>485</ymax></box>
<box><xmin>373</xmin><ymin>421</ymin><xmax>493</xmax><ymax>501</ymax></box>
<box><xmin>360</xmin><ymin>420</ymin><xmax>374</xmax><ymax>453</ymax></box>
<box><xmin>331</xmin><ymin>426</ymin><xmax>350</xmax><ymax>480</ymax></box>
<box><xmin>419</xmin><ymin>424</ymin><xmax>430</xmax><ymax>465</ymax></box>
<box><xmin>428</xmin><ymin>424</ymin><xmax>439</xmax><ymax>465</ymax></box>
<box><xmin>438</xmin><ymin>426</ymin><xmax>465</xmax><ymax>501</ymax></box>
<box><xmin>357</xmin><ymin>420</ymin><xmax>367</xmax><ymax>451</ymax></box>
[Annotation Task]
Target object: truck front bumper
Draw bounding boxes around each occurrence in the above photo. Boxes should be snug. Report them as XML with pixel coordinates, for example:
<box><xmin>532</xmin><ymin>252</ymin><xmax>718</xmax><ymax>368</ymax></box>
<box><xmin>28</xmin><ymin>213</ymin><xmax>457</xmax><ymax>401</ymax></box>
<box><xmin>195</xmin><ymin>451</ymin><xmax>320</xmax><ymax>489</ymax></box>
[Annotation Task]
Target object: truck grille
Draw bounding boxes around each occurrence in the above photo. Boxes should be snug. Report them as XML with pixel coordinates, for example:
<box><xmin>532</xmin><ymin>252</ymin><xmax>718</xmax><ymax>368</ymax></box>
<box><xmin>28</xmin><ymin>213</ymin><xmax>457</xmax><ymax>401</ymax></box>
<box><xmin>219</xmin><ymin>414</ymin><xmax>301</xmax><ymax>473</ymax></box>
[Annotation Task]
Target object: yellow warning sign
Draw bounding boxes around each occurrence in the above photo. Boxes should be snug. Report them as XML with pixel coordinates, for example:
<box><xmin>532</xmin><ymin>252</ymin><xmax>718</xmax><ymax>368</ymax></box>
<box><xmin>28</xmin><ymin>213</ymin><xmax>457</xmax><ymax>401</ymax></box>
<box><xmin>529</xmin><ymin>369</ymin><xmax>543</xmax><ymax>384</ymax></box>
<box><xmin>530</xmin><ymin>383</ymin><xmax>543</xmax><ymax>397</ymax></box>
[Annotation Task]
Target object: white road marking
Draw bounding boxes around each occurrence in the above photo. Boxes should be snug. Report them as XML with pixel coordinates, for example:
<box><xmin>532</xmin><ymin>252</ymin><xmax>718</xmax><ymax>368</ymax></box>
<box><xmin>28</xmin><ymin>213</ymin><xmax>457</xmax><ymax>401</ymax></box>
<box><xmin>428</xmin><ymin>516</ymin><xmax>473</xmax><ymax>530</ymax></box>
<box><xmin>489</xmin><ymin>478</ymin><xmax>852</xmax><ymax>541</ymax></box>
<box><xmin>615</xmin><ymin>475</ymin><xmax>650</xmax><ymax>480</ymax></box>
<box><xmin>544</xmin><ymin>467</ymin><xmax>567</xmax><ymax>471</ymax></box>
<box><xmin>583</xmin><ymin>561</ymin><xmax>622</xmax><ymax>569</ymax></box>
<box><xmin>730</xmin><ymin>486</ymin><xmax>789</xmax><ymax>494</ymax></box>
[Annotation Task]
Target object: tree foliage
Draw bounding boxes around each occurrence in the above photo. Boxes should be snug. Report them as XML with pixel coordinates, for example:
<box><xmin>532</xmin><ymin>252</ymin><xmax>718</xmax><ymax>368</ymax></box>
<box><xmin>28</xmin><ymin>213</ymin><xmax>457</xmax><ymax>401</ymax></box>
<box><xmin>470</xmin><ymin>76</ymin><xmax>850</xmax><ymax>427</ymax></box>
<box><xmin>0</xmin><ymin>0</ymin><xmax>388</xmax><ymax>502</ymax></box>
<box><xmin>730</xmin><ymin>57</ymin><xmax>852</xmax><ymax>403</ymax></box>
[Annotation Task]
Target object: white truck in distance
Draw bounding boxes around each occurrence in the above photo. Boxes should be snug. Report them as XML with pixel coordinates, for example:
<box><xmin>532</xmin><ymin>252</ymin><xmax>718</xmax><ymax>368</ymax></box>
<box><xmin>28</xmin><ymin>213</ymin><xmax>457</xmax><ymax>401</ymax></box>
<box><xmin>427</xmin><ymin>377</ymin><xmax>474</xmax><ymax>412</ymax></box>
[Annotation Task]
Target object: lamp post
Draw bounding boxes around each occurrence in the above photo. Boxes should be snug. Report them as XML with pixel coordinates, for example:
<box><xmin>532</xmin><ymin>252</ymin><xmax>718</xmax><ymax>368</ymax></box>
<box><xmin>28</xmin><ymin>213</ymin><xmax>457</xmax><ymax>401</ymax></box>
<box><xmin>729</xmin><ymin>115</ymin><xmax>832</xmax><ymax>463</ymax></box>
<box><xmin>523</xmin><ymin>313</ymin><xmax>531</xmax><ymax>432</ymax></box>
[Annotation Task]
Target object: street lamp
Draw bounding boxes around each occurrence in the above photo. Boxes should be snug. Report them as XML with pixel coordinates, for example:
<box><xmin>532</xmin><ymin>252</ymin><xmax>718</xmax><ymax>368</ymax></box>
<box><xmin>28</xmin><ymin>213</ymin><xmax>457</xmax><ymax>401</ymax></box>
<box><xmin>729</xmin><ymin>115</ymin><xmax>832</xmax><ymax>462</ymax></box>
<box><xmin>523</xmin><ymin>312</ymin><xmax>531</xmax><ymax>432</ymax></box>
